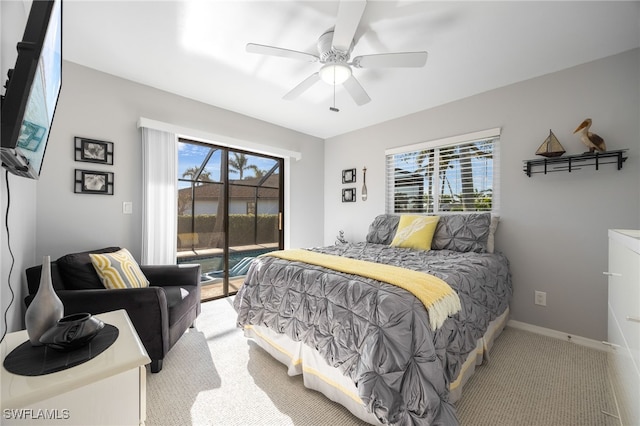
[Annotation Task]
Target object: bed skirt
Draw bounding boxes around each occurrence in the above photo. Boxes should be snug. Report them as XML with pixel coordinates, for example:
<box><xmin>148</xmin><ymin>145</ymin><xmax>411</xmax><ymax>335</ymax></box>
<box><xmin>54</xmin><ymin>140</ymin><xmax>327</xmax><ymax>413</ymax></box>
<box><xmin>243</xmin><ymin>307</ymin><xmax>510</xmax><ymax>424</ymax></box>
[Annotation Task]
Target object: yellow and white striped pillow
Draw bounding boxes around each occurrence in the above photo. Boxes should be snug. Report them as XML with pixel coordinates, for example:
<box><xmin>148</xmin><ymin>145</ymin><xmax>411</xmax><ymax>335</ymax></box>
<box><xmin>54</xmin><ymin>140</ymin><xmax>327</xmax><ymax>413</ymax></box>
<box><xmin>390</xmin><ymin>215</ymin><xmax>440</xmax><ymax>251</ymax></box>
<box><xmin>90</xmin><ymin>248</ymin><xmax>149</xmax><ymax>289</ymax></box>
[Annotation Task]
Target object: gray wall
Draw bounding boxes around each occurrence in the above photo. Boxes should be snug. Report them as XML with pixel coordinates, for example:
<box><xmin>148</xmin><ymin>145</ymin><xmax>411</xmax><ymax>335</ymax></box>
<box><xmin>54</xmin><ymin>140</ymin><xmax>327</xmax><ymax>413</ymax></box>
<box><xmin>324</xmin><ymin>48</ymin><xmax>640</xmax><ymax>341</ymax></box>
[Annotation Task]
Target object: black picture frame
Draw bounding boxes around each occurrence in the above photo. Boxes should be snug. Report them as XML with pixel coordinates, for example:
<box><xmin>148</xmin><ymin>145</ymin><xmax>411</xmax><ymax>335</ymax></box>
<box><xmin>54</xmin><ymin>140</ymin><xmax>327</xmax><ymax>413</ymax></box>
<box><xmin>74</xmin><ymin>169</ymin><xmax>114</xmax><ymax>195</ymax></box>
<box><xmin>342</xmin><ymin>188</ymin><xmax>356</xmax><ymax>202</ymax></box>
<box><xmin>75</xmin><ymin>137</ymin><xmax>114</xmax><ymax>165</ymax></box>
<box><xmin>342</xmin><ymin>168</ymin><xmax>356</xmax><ymax>184</ymax></box>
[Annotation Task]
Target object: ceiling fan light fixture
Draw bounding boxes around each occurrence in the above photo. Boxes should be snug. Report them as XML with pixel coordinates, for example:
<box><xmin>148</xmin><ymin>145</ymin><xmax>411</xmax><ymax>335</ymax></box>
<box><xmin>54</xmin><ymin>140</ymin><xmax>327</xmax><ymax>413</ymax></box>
<box><xmin>319</xmin><ymin>63</ymin><xmax>352</xmax><ymax>85</ymax></box>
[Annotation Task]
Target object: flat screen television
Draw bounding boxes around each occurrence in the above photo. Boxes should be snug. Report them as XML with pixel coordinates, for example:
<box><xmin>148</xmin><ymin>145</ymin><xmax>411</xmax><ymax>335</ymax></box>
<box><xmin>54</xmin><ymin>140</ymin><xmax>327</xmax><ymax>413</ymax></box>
<box><xmin>1</xmin><ymin>0</ymin><xmax>62</xmax><ymax>179</ymax></box>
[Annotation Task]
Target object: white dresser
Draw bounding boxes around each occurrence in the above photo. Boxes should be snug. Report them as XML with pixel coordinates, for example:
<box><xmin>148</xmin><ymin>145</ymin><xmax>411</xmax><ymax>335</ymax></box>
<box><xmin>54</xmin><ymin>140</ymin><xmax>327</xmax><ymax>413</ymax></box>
<box><xmin>606</xmin><ymin>229</ymin><xmax>640</xmax><ymax>425</ymax></box>
<box><xmin>1</xmin><ymin>309</ymin><xmax>150</xmax><ymax>425</ymax></box>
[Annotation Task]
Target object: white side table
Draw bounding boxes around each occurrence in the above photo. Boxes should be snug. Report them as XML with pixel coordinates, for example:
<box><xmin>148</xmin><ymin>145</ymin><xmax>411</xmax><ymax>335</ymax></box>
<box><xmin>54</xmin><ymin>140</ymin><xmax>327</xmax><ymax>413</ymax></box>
<box><xmin>1</xmin><ymin>309</ymin><xmax>150</xmax><ymax>425</ymax></box>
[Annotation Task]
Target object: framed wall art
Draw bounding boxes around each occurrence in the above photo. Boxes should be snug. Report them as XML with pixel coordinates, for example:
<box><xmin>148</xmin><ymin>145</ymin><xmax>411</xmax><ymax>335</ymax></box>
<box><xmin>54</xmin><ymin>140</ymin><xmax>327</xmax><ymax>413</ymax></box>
<box><xmin>74</xmin><ymin>169</ymin><xmax>114</xmax><ymax>195</ymax></box>
<box><xmin>75</xmin><ymin>137</ymin><xmax>114</xmax><ymax>165</ymax></box>
<box><xmin>342</xmin><ymin>188</ymin><xmax>356</xmax><ymax>203</ymax></box>
<box><xmin>342</xmin><ymin>168</ymin><xmax>356</xmax><ymax>184</ymax></box>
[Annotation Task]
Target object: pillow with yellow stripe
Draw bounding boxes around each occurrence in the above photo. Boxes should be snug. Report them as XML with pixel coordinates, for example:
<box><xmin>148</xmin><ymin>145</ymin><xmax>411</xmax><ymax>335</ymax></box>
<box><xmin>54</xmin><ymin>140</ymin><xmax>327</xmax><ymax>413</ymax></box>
<box><xmin>90</xmin><ymin>248</ymin><xmax>149</xmax><ymax>289</ymax></box>
<box><xmin>390</xmin><ymin>215</ymin><xmax>440</xmax><ymax>251</ymax></box>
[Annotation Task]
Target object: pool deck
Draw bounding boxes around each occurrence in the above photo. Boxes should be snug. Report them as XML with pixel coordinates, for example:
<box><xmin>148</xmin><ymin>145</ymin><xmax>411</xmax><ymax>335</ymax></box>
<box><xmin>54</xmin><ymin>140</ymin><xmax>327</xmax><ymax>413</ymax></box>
<box><xmin>177</xmin><ymin>242</ymin><xmax>279</xmax><ymax>261</ymax></box>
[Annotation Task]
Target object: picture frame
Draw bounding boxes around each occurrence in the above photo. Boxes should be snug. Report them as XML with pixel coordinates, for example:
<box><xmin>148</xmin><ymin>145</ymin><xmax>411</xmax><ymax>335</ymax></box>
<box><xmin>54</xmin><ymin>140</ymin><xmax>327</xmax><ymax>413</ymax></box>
<box><xmin>342</xmin><ymin>168</ymin><xmax>356</xmax><ymax>184</ymax></box>
<box><xmin>74</xmin><ymin>169</ymin><xmax>114</xmax><ymax>195</ymax></box>
<box><xmin>342</xmin><ymin>188</ymin><xmax>356</xmax><ymax>203</ymax></box>
<box><xmin>75</xmin><ymin>137</ymin><xmax>114</xmax><ymax>165</ymax></box>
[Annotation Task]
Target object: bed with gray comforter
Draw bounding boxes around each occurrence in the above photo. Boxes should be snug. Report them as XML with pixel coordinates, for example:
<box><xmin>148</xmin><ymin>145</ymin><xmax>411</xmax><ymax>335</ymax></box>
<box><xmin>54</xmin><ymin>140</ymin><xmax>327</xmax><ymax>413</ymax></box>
<box><xmin>234</xmin><ymin>213</ymin><xmax>512</xmax><ymax>425</ymax></box>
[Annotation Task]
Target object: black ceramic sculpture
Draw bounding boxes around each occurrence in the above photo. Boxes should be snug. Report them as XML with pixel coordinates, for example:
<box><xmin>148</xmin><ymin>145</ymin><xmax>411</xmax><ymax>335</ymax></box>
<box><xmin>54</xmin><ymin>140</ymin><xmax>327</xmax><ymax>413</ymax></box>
<box><xmin>39</xmin><ymin>313</ymin><xmax>105</xmax><ymax>351</ymax></box>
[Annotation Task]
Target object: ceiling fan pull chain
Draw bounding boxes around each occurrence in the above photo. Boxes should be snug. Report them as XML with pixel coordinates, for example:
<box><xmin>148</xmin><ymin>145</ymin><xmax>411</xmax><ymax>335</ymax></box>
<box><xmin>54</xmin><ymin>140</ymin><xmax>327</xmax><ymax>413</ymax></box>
<box><xmin>330</xmin><ymin>68</ymin><xmax>339</xmax><ymax>112</ymax></box>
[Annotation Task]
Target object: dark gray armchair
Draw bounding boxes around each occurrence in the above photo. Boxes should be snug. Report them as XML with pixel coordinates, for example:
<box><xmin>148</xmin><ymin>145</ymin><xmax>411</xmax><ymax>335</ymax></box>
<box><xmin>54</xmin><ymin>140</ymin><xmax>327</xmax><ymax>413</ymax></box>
<box><xmin>25</xmin><ymin>247</ymin><xmax>201</xmax><ymax>373</ymax></box>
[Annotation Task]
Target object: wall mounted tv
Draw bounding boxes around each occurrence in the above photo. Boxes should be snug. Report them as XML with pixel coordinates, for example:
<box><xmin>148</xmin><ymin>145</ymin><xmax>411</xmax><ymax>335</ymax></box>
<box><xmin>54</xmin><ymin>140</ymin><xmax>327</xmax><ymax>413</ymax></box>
<box><xmin>1</xmin><ymin>0</ymin><xmax>62</xmax><ymax>179</ymax></box>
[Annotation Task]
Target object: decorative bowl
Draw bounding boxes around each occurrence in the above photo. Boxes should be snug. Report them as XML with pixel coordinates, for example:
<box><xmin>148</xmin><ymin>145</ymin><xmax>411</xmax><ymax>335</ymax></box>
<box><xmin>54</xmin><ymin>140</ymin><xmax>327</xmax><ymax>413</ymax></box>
<box><xmin>39</xmin><ymin>313</ymin><xmax>105</xmax><ymax>351</ymax></box>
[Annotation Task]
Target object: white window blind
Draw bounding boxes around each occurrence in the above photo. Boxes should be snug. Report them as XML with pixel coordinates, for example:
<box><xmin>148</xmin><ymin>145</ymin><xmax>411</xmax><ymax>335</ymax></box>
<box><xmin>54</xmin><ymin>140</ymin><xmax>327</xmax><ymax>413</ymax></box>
<box><xmin>385</xmin><ymin>129</ymin><xmax>500</xmax><ymax>214</ymax></box>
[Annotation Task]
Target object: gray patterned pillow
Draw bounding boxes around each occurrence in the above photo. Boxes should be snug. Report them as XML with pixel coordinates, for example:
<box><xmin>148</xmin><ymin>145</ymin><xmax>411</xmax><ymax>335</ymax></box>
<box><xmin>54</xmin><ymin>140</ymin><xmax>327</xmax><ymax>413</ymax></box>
<box><xmin>431</xmin><ymin>213</ymin><xmax>492</xmax><ymax>253</ymax></box>
<box><xmin>366</xmin><ymin>214</ymin><xmax>400</xmax><ymax>245</ymax></box>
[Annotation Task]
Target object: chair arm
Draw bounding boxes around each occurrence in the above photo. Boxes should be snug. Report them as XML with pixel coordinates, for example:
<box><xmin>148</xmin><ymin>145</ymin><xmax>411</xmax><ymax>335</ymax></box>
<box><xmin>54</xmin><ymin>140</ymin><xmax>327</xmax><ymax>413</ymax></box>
<box><xmin>140</xmin><ymin>264</ymin><xmax>201</xmax><ymax>288</ymax></box>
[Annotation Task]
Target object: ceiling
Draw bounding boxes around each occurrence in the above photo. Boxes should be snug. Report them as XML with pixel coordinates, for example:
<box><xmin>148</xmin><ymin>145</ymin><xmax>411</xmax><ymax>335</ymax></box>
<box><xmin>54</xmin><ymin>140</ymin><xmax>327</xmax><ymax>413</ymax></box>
<box><xmin>62</xmin><ymin>1</ymin><xmax>640</xmax><ymax>139</ymax></box>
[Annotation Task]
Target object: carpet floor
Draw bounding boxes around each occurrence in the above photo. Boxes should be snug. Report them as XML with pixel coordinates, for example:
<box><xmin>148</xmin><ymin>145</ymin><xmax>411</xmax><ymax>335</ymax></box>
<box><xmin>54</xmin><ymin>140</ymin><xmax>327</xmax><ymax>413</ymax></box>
<box><xmin>146</xmin><ymin>297</ymin><xmax>619</xmax><ymax>426</ymax></box>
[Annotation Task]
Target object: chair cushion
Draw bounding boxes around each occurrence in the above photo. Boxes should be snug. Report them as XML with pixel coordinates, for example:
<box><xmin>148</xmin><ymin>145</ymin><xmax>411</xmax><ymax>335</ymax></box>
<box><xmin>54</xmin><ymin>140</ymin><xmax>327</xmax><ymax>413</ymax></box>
<box><xmin>163</xmin><ymin>285</ymin><xmax>199</xmax><ymax>326</ymax></box>
<box><xmin>56</xmin><ymin>247</ymin><xmax>121</xmax><ymax>290</ymax></box>
<box><xmin>90</xmin><ymin>248</ymin><xmax>150</xmax><ymax>289</ymax></box>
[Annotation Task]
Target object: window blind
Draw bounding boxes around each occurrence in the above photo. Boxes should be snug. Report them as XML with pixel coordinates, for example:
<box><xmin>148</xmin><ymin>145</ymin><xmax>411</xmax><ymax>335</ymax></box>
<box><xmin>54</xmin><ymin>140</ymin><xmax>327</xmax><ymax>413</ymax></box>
<box><xmin>385</xmin><ymin>129</ymin><xmax>500</xmax><ymax>215</ymax></box>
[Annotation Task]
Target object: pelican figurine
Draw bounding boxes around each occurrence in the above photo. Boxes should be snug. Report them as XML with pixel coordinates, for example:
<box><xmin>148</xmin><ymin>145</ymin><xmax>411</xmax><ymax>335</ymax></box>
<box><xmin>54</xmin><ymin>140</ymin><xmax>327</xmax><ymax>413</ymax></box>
<box><xmin>573</xmin><ymin>118</ymin><xmax>606</xmax><ymax>152</ymax></box>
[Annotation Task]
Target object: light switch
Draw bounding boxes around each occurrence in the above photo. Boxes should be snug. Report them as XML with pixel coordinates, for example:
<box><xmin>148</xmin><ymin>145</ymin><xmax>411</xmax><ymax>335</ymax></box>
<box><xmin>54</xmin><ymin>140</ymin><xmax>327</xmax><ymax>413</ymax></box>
<box><xmin>123</xmin><ymin>201</ymin><xmax>133</xmax><ymax>214</ymax></box>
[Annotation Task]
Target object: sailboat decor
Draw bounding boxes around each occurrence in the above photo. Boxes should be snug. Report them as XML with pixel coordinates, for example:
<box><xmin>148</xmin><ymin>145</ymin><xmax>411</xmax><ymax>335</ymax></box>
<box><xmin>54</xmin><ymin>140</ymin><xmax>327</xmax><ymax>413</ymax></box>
<box><xmin>535</xmin><ymin>130</ymin><xmax>566</xmax><ymax>158</ymax></box>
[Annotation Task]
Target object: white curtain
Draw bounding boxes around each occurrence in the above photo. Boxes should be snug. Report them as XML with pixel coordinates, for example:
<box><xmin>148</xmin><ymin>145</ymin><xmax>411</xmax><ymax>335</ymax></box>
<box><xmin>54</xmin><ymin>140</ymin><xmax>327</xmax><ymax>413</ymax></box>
<box><xmin>141</xmin><ymin>127</ymin><xmax>177</xmax><ymax>265</ymax></box>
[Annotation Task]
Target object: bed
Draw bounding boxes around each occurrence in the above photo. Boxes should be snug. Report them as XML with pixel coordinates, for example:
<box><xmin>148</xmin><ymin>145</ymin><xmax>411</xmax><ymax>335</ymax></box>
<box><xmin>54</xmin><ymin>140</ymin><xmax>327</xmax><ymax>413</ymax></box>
<box><xmin>234</xmin><ymin>213</ymin><xmax>512</xmax><ymax>425</ymax></box>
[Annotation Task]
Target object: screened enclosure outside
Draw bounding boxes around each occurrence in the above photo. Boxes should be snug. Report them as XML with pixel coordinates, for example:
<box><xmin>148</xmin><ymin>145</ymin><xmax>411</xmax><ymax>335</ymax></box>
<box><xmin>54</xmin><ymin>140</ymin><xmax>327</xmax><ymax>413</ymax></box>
<box><xmin>176</xmin><ymin>140</ymin><xmax>283</xmax><ymax>300</ymax></box>
<box><xmin>386</xmin><ymin>131</ymin><xmax>499</xmax><ymax>214</ymax></box>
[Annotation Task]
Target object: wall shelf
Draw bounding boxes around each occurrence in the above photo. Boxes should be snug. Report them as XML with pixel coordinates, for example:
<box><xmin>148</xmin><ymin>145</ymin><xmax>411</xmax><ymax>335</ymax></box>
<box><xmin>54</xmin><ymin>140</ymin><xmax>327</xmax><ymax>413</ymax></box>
<box><xmin>523</xmin><ymin>149</ymin><xmax>628</xmax><ymax>177</ymax></box>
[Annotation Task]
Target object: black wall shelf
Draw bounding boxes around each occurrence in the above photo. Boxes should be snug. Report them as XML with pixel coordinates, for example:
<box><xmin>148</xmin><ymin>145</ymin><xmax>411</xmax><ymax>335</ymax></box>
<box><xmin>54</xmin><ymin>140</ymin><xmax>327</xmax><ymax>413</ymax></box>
<box><xmin>523</xmin><ymin>149</ymin><xmax>628</xmax><ymax>177</ymax></box>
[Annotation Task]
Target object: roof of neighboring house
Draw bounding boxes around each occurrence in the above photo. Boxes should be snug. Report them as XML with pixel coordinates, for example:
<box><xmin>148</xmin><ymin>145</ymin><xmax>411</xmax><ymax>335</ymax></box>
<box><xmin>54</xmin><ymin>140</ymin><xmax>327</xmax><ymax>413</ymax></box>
<box><xmin>178</xmin><ymin>174</ymin><xmax>280</xmax><ymax>200</ymax></box>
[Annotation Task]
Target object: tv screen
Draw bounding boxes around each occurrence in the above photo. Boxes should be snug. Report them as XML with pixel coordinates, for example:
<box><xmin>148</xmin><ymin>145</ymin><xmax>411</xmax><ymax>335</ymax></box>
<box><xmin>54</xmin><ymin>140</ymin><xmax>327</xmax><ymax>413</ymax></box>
<box><xmin>1</xmin><ymin>0</ymin><xmax>62</xmax><ymax>179</ymax></box>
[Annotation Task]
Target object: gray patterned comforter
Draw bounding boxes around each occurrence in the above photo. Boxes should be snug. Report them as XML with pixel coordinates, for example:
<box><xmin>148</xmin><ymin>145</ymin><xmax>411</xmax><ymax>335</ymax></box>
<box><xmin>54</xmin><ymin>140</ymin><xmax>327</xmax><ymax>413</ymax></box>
<box><xmin>234</xmin><ymin>242</ymin><xmax>512</xmax><ymax>425</ymax></box>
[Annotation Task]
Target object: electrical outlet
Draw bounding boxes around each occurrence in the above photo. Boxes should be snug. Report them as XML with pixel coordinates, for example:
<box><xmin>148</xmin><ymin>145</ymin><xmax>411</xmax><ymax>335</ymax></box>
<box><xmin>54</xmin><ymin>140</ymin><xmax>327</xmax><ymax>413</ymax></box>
<box><xmin>535</xmin><ymin>291</ymin><xmax>547</xmax><ymax>306</ymax></box>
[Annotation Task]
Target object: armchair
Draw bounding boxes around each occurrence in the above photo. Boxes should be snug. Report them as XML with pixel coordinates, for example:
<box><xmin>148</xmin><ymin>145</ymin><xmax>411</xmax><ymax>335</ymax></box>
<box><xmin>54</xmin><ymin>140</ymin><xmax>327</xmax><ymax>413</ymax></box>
<box><xmin>25</xmin><ymin>247</ymin><xmax>201</xmax><ymax>373</ymax></box>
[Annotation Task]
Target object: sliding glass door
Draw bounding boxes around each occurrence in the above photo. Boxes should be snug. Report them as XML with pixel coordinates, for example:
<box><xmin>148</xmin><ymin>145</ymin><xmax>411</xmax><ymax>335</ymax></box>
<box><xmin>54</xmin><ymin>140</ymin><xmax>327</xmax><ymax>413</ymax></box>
<box><xmin>176</xmin><ymin>139</ymin><xmax>283</xmax><ymax>301</ymax></box>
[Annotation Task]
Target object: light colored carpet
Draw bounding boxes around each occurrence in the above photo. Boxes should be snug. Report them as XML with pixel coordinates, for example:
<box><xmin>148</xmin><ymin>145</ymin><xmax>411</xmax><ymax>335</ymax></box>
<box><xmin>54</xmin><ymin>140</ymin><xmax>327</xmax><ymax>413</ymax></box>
<box><xmin>146</xmin><ymin>297</ymin><xmax>618</xmax><ymax>426</ymax></box>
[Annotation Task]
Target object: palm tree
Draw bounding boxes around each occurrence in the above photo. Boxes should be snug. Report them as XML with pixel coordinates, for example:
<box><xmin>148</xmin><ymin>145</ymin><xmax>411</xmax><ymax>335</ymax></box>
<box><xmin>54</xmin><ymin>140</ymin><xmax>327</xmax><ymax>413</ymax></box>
<box><xmin>247</xmin><ymin>164</ymin><xmax>266</xmax><ymax>179</ymax></box>
<box><xmin>182</xmin><ymin>166</ymin><xmax>212</xmax><ymax>184</ymax></box>
<box><xmin>229</xmin><ymin>153</ymin><xmax>250</xmax><ymax>180</ymax></box>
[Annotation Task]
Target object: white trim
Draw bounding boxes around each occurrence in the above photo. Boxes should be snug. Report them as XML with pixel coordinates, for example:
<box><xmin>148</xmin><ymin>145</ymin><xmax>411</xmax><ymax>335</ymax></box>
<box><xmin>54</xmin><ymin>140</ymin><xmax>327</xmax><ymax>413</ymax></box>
<box><xmin>137</xmin><ymin>117</ymin><xmax>303</xmax><ymax>161</ymax></box>
<box><xmin>384</xmin><ymin>127</ymin><xmax>501</xmax><ymax>155</ymax></box>
<box><xmin>507</xmin><ymin>320</ymin><xmax>614</xmax><ymax>353</ymax></box>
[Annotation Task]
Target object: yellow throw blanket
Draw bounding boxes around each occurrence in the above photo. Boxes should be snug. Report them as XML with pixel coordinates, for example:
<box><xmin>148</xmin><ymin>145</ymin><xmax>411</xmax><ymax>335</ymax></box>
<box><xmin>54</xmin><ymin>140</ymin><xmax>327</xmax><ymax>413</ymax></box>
<box><xmin>264</xmin><ymin>249</ymin><xmax>461</xmax><ymax>330</ymax></box>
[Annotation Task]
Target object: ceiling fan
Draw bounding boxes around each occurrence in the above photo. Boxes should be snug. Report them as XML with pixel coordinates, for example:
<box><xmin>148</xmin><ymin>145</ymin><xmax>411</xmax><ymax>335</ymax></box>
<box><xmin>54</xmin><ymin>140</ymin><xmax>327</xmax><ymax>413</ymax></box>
<box><xmin>246</xmin><ymin>0</ymin><xmax>428</xmax><ymax>109</ymax></box>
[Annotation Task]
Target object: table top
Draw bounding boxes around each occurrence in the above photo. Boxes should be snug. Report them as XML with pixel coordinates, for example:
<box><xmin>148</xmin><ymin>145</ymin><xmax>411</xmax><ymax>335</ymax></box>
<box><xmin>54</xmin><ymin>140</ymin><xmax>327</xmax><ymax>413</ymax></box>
<box><xmin>1</xmin><ymin>309</ymin><xmax>150</xmax><ymax>409</ymax></box>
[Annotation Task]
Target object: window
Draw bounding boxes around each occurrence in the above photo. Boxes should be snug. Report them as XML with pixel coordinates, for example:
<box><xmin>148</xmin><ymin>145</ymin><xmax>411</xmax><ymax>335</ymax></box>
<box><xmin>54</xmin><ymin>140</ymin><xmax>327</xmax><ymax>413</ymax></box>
<box><xmin>385</xmin><ymin>128</ymin><xmax>500</xmax><ymax>214</ymax></box>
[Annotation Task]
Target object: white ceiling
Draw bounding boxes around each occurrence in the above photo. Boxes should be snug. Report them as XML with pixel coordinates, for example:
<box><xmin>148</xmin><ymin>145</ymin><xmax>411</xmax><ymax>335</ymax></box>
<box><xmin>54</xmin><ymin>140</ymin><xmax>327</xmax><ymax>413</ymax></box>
<box><xmin>62</xmin><ymin>1</ymin><xmax>640</xmax><ymax>139</ymax></box>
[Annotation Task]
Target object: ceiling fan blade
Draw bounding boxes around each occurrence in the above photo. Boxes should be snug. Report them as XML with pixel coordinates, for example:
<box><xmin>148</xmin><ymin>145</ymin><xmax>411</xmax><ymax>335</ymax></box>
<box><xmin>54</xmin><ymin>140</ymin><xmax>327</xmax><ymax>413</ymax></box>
<box><xmin>352</xmin><ymin>52</ymin><xmax>428</xmax><ymax>68</ymax></box>
<box><xmin>331</xmin><ymin>0</ymin><xmax>367</xmax><ymax>52</ymax></box>
<box><xmin>246</xmin><ymin>43</ymin><xmax>319</xmax><ymax>62</ymax></box>
<box><xmin>343</xmin><ymin>75</ymin><xmax>371</xmax><ymax>106</ymax></box>
<box><xmin>283</xmin><ymin>73</ymin><xmax>321</xmax><ymax>100</ymax></box>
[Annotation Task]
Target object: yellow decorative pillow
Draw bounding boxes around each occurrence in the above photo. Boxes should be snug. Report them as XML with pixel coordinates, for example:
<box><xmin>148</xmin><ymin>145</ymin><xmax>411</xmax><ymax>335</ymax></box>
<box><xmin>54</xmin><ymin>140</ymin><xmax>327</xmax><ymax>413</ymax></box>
<box><xmin>390</xmin><ymin>215</ymin><xmax>440</xmax><ymax>250</ymax></box>
<box><xmin>90</xmin><ymin>248</ymin><xmax>149</xmax><ymax>289</ymax></box>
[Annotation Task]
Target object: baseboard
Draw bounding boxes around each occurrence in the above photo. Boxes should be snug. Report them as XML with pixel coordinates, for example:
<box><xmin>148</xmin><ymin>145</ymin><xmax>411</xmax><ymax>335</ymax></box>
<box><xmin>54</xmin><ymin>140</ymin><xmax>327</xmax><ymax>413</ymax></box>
<box><xmin>507</xmin><ymin>320</ymin><xmax>614</xmax><ymax>353</ymax></box>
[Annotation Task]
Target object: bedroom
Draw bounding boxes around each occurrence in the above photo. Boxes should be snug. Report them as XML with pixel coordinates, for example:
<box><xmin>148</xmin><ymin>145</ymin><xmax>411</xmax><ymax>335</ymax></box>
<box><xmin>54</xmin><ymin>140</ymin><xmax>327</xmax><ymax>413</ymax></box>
<box><xmin>1</xmin><ymin>1</ymin><xmax>639</xmax><ymax>425</ymax></box>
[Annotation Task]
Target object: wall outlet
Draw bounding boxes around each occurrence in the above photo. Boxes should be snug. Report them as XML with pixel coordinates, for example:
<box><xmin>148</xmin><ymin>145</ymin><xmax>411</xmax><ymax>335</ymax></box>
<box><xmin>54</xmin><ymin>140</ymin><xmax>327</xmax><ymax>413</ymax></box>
<box><xmin>535</xmin><ymin>291</ymin><xmax>547</xmax><ymax>306</ymax></box>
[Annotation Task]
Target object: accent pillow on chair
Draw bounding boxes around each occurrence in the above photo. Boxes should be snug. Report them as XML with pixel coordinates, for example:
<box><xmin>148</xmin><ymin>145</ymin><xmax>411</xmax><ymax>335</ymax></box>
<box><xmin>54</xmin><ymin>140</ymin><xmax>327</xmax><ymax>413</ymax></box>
<box><xmin>90</xmin><ymin>248</ymin><xmax>150</xmax><ymax>289</ymax></box>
